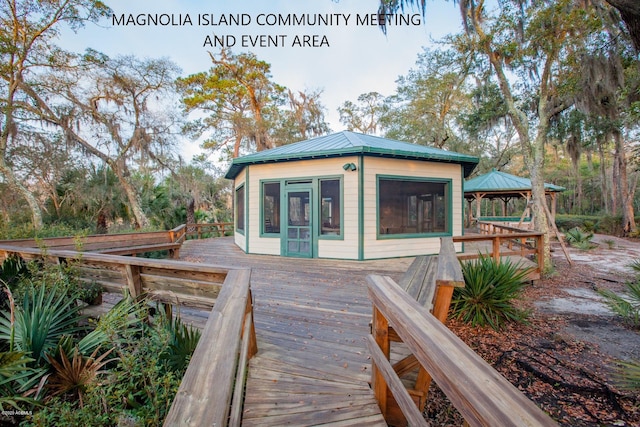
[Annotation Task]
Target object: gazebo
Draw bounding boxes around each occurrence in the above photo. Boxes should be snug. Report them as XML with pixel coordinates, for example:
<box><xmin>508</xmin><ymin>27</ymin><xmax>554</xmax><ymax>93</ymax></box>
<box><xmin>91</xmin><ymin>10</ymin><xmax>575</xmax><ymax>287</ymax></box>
<box><xmin>225</xmin><ymin>131</ymin><xmax>479</xmax><ymax>260</ymax></box>
<box><xmin>464</xmin><ymin>169</ymin><xmax>565</xmax><ymax>225</ymax></box>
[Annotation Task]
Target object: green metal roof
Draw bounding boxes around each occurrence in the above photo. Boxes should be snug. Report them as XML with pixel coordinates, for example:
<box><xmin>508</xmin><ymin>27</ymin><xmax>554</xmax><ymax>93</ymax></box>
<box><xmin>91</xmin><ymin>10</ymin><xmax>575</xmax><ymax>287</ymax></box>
<box><xmin>225</xmin><ymin>131</ymin><xmax>479</xmax><ymax>179</ymax></box>
<box><xmin>464</xmin><ymin>169</ymin><xmax>565</xmax><ymax>194</ymax></box>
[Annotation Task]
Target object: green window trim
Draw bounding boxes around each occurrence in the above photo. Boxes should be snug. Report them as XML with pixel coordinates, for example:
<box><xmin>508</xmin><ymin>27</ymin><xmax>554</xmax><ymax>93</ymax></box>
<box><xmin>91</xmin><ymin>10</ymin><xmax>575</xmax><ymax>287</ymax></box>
<box><xmin>235</xmin><ymin>184</ymin><xmax>246</xmax><ymax>235</ymax></box>
<box><xmin>260</xmin><ymin>180</ymin><xmax>282</xmax><ymax>237</ymax></box>
<box><xmin>318</xmin><ymin>177</ymin><xmax>344</xmax><ymax>240</ymax></box>
<box><xmin>258</xmin><ymin>176</ymin><xmax>345</xmax><ymax>242</ymax></box>
<box><xmin>376</xmin><ymin>175</ymin><xmax>453</xmax><ymax>240</ymax></box>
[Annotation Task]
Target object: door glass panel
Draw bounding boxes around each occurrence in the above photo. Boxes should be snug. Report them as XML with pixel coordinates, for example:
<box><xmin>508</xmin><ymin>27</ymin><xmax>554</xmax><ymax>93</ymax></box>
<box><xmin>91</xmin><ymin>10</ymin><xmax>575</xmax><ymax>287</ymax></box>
<box><xmin>300</xmin><ymin>228</ymin><xmax>310</xmax><ymax>240</ymax></box>
<box><xmin>286</xmin><ymin>190</ymin><xmax>312</xmax><ymax>257</ymax></box>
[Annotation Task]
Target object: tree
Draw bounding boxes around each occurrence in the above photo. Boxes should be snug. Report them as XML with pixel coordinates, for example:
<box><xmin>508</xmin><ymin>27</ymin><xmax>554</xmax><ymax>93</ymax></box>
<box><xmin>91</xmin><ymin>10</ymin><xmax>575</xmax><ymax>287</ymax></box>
<box><xmin>282</xmin><ymin>88</ymin><xmax>330</xmax><ymax>142</ymax></box>
<box><xmin>605</xmin><ymin>0</ymin><xmax>640</xmax><ymax>51</ymax></box>
<box><xmin>0</xmin><ymin>0</ymin><xmax>110</xmax><ymax>229</ymax></box>
<box><xmin>37</xmin><ymin>54</ymin><xmax>182</xmax><ymax>229</ymax></box>
<box><xmin>379</xmin><ymin>0</ymin><xmax>605</xmax><ymax>267</ymax></box>
<box><xmin>338</xmin><ymin>92</ymin><xmax>388</xmax><ymax>134</ymax></box>
<box><xmin>458</xmin><ymin>82</ymin><xmax>519</xmax><ymax>173</ymax></box>
<box><xmin>377</xmin><ymin>0</ymin><xmax>640</xmax><ymax>51</ymax></box>
<box><xmin>178</xmin><ymin>49</ymin><xmax>285</xmax><ymax>158</ymax></box>
<box><xmin>383</xmin><ymin>45</ymin><xmax>473</xmax><ymax>149</ymax></box>
<box><xmin>576</xmin><ymin>51</ymin><xmax>638</xmax><ymax>233</ymax></box>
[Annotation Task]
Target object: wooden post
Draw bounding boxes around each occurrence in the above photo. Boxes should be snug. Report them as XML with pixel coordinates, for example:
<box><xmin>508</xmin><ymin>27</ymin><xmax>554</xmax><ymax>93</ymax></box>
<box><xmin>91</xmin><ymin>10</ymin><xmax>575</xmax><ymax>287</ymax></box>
<box><xmin>124</xmin><ymin>264</ymin><xmax>143</xmax><ymax>299</ymax></box>
<box><xmin>492</xmin><ymin>236</ymin><xmax>501</xmax><ymax>261</ymax></box>
<box><xmin>475</xmin><ymin>193</ymin><xmax>483</xmax><ymax>221</ymax></box>
<box><xmin>371</xmin><ymin>305</ymin><xmax>390</xmax><ymax>418</ymax></box>
<box><xmin>244</xmin><ymin>290</ymin><xmax>258</xmax><ymax>358</ymax></box>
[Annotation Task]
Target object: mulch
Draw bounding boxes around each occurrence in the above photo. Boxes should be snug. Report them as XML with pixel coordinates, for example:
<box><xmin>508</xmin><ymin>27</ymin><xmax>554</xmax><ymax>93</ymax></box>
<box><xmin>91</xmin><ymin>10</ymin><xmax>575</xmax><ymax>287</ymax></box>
<box><xmin>424</xmin><ymin>257</ymin><xmax>640</xmax><ymax>426</ymax></box>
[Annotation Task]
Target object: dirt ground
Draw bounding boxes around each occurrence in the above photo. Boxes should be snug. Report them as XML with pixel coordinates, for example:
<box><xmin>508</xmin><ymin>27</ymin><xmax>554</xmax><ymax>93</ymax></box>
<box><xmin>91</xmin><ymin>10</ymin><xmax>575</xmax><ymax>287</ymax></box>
<box><xmin>428</xmin><ymin>235</ymin><xmax>640</xmax><ymax>426</ymax></box>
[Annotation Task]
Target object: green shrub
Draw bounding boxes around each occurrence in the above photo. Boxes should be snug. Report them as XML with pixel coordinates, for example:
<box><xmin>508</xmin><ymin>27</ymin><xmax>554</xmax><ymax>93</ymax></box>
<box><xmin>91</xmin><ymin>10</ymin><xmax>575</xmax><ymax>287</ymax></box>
<box><xmin>0</xmin><ymin>351</ymin><xmax>40</xmax><ymax>412</ymax></box>
<box><xmin>0</xmin><ymin>283</ymin><xmax>85</xmax><ymax>365</ymax></box>
<box><xmin>555</xmin><ymin>214</ymin><xmax>601</xmax><ymax>232</ymax></box>
<box><xmin>26</xmin><ymin>294</ymin><xmax>196</xmax><ymax>426</ymax></box>
<box><xmin>595</xmin><ymin>215</ymin><xmax>625</xmax><ymax>236</ymax></box>
<box><xmin>554</xmin><ymin>214</ymin><xmax>640</xmax><ymax>236</ymax></box>
<box><xmin>564</xmin><ymin>227</ymin><xmax>597</xmax><ymax>250</ymax></box>
<box><xmin>610</xmin><ymin>359</ymin><xmax>640</xmax><ymax>391</ymax></box>
<box><xmin>598</xmin><ymin>279</ymin><xmax>640</xmax><ymax>328</ymax></box>
<box><xmin>159</xmin><ymin>313</ymin><xmax>201</xmax><ymax>373</ymax></box>
<box><xmin>451</xmin><ymin>255</ymin><xmax>531</xmax><ymax>330</ymax></box>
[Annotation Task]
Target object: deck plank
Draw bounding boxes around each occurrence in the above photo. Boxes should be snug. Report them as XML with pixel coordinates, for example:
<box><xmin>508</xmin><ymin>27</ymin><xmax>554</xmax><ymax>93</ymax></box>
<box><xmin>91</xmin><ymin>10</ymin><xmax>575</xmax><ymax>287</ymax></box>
<box><xmin>178</xmin><ymin>237</ymin><xmax>397</xmax><ymax>427</ymax></box>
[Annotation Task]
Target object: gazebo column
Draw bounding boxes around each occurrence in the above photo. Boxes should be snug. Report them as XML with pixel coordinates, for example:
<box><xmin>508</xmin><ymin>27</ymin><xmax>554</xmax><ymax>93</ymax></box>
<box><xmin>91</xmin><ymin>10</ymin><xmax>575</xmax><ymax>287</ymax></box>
<box><xmin>518</xmin><ymin>192</ymin><xmax>531</xmax><ymax>228</ymax></box>
<box><xmin>475</xmin><ymin>192</ymin><xmax>485</xmax><ymax>221</ymax></box>
<box><xmin>550</xmin><ymin>192</ymin><xmax>557</xmax><ymax>224</ymax></box>
<box><xmin>500</xmin><ymin>197</ymin><xmax>509</xmax><ymax>217</ymax></box>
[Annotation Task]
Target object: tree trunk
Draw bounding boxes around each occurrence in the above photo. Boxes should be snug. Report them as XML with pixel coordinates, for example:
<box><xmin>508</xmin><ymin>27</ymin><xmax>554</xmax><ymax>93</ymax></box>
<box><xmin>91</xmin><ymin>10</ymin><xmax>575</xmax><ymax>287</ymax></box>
<box><xmin>598</xmin><ymin>136</ymin><xmax>610</xmax><ymax>213</ymax></box>
<box><xmin>0</xmin><ymin>158</ymin><xmax>43</xmax><ymax>230</ymax></box>
<box><xmin>530</xmin><ymin>131</ymin><xmax>552</xmax><ymax>270</ymax></box>
<box><xmin>186</xmin><ymin>196</ymin><xmax>195</xmax><ymax>233</ymax></box>
<box><xmin>113</xmin><ymin>162</ymin><xmax>149</xmax><ymax>229</ymax></box>
<box><xmin>96</xmin><ymin>210</ymin><xmax>108</xmax><ymax>234</ymax></box>
<box><xmin>613</xmin><ymin>130</ymin><xmax>637</xmax><ymax>234</ymax></box>
<box><xmin>606</xmin><ymin>0</ymin><xmax>640</xmax><ymax>51</ymax></box>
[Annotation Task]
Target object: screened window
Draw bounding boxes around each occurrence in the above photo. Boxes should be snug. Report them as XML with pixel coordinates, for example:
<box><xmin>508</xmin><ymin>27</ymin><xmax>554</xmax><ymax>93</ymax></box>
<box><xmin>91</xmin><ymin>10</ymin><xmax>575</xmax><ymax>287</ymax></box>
<box><xmin>236</xmin><ymin>185</ymin><xmax>245</xmax><ymax>234</ymax></box>
<box><xmin>378</xmin><ymin>178</ymin><xmax>449</xmax><ymax>236</ymax></box>
<box><xmin>320</xmin><ymin>179</ymin><xmax>341</xmax><ymax>235</ymax></box>
<box><xmin>263</xmin><ymin>182</ymin><xmax>281</xmax><ymax>234</ymax></box>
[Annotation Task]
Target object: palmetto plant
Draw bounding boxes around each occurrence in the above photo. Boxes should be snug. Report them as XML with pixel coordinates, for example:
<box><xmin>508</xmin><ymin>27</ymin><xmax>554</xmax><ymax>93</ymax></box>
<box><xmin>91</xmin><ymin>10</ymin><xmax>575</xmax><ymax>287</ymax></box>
<box><xmin>0</xmin><ymin>283</ymin><xmax>84</xmax><ymax>365</ymax></box>
<box><xmin>159</xmin><ymin>314</ymin><xmax>201</xmax><ymax>372</ymax></box>
<box><xmin>564</xmin><ymin>227</ymin><xmax>597</xmax><ymax>250</ymax></box>
<box><xmin>610</xmin><ymin>359</ymin><xmax>640</xmax><ymax>391</ymax></box>
<box><xmin>45</xmin><ymin>346</ymin><xmax>116</xmax><ymax>408</ymax></box>
<box><xmin>598</xmin><ymin>281</ymin><xmax>640</xmax><ymax>327</ymax></box>
<box><xmin>451</xmin><ymin>255</ymin><xmax>531</xmax><ymax>330</ymax></box>
<box><xmin>597</xmin><ymin>259</ymin><xmax>640</xmax><ymax>327</ymax></box>
<box><xmin>0</xmin><ymin>351</ymin><xmax>40</xmax><ymax>411</ymax></box>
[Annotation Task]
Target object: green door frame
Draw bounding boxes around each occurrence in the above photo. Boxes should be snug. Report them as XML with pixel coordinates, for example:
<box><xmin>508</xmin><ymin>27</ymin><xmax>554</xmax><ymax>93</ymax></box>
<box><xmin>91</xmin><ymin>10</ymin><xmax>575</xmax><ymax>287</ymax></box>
<box><xmin>282</xmin><ymin>185</ymin><xmax>314</xmax><ymax>258</ymax></box>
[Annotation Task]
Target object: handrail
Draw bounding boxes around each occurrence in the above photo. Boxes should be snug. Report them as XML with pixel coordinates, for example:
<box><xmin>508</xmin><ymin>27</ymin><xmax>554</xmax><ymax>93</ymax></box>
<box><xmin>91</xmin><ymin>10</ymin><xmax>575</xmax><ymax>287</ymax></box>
<box><xmin>0</xmin><ymin>245</ymin><xmax>230</xmax><ymax>309</ymax></box>
<box><xmin>186</xmin><ymin>222</ymin><xmax>234</xmax><ymax>239</ymax></box>
<box><xmin>164</xmin><ymin>268</ymin><xmax>257</xmax><ymax>427</ymax></box>
<box><xmin>367</xmin><ymin>274</ymin><xmax>557</xmax><ymax>426</ymax></box>
<box><xmin>0</xmin><ymin>226</ymin><xmax>188</xmax><ymax>258</ymax></box>
<box><xmin>453</xmin><ymin>231</ymin><xmax>544</xmax><ymax>280</ymax></box>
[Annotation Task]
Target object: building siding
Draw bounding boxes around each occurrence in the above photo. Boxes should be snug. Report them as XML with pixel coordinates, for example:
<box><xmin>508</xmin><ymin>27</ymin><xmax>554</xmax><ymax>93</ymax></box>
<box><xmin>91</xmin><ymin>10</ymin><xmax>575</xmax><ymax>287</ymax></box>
<box><xmin>362</xmin><ymin>157</ymin><xmax>463</xmax><ymax>259</ymax></box>
<box><xmin>243</xmin><ymin>157</ymin><xmax>360</xmax><ymax>259</ymax></box>
<box><xmin>233</xmin><ymin>155</ymin><xmax>464</xmax><ymax>260</ymax></box>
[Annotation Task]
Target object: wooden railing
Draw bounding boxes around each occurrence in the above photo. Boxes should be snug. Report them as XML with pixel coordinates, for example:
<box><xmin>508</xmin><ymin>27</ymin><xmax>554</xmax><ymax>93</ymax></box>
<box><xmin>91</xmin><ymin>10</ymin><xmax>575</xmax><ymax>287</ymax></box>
<box><xmin>367</xmin><ymin>274</ymin><xmax>557</xmax><ymax>426</ymax></box>
<box><xmin>0</xmin><ymin>224</ymin><xmax>187</xmax><ymax>258</ymax></box>
<box><xmin>0</xmin><ymin>243</ymin><xmax>258</xmax><ymax>426</ymax></box>
<box><xmin>478</xmin><ymin>220</ymin><xmax>534</xmax><ymax>234</ymax></box>
<box><xmin>185</xmin><ymin>222</ymin><xmax>234</xmax><ymax>239</ymax></box>
<box><xmin>164</xmin><ymin>268</ymin><xmax>257</xmax><ymax>427</ymax></box>
<box><xmin>454</xmin><ymin>230</ymin><xmax>544</xmax><ymax>280</ymax></box>
<box><xmin>0</xmin><ymin>244</ymin><xmax>228</xmax><ymax>309</ymax></box>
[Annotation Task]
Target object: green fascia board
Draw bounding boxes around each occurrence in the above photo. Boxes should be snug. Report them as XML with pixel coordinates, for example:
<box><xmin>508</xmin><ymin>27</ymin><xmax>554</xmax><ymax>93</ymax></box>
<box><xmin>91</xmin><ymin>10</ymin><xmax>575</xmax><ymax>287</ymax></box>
<box><xmin>225</xmin><ymin>131</ymin><xmax>479</xmax><ymax>180</ymax></box>
<box><xmin>464</xmin><ymin>168</ymin><xmax>565</xmax><ymax>193</ymax></box>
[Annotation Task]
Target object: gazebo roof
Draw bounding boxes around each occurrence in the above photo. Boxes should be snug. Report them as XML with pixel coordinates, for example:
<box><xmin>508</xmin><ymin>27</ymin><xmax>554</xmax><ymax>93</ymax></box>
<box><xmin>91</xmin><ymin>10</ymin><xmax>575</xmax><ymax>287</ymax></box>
<box><xmin>225</xmin><ymin>131</ymin><xmax>479</xmax><ymax>179</ymax></box>
<box><xmin>464</xmin><ymin>169</ymin><xmax>565</xmax><ymax>197</ymax></box>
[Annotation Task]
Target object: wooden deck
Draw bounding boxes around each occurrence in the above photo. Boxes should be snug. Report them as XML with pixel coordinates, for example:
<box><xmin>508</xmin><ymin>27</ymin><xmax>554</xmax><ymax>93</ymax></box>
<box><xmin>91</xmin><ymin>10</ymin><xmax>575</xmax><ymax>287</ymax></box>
<box><xmin>179</xmin><ymin>237</ymin><xmax>413</xmax><ymax>426</ymax></box>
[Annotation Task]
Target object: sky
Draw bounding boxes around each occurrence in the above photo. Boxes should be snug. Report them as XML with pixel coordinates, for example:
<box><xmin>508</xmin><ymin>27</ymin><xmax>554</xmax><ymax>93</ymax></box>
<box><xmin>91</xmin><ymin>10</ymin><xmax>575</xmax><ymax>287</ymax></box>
<box><xmin>58</xmin><ymin>0</ymin><xmax>465</xmax><ymax>160</ymax></box>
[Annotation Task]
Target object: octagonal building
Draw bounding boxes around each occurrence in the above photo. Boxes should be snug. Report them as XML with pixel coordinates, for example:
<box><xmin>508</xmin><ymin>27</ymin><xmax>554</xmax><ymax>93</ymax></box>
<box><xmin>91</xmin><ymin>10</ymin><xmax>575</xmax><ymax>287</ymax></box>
<box><xmin>225</xmin><ymin>131</ymin><xmax>478</xmax><ymax>260</ymax></box>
